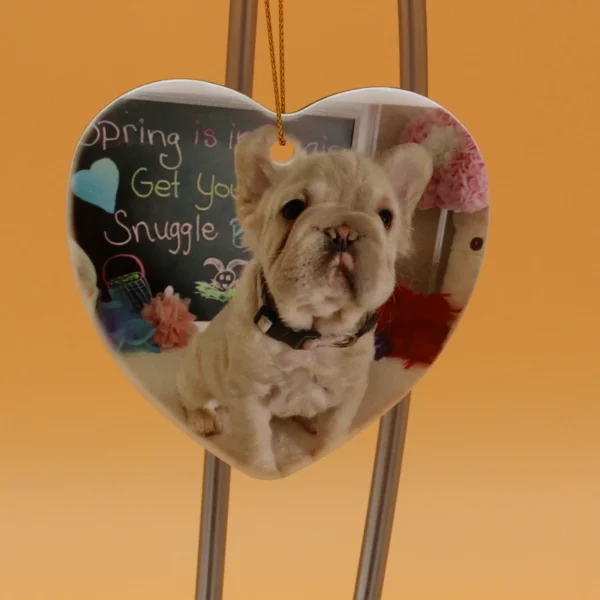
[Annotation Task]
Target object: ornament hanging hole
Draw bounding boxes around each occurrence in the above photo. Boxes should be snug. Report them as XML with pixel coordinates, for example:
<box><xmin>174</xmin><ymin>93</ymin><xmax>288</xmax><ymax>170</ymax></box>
<box><xmin>270</xmin><ymin>140</ymin><xmax>295</xmax><ymax>165</ymax></box>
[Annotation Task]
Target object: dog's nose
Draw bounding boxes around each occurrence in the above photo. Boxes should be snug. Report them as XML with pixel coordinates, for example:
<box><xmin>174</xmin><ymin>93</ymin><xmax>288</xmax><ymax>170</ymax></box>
<box><xmin>325</xmin><ymin>225</ymin><xmax>358</xmax><ymax>252</ymax></box>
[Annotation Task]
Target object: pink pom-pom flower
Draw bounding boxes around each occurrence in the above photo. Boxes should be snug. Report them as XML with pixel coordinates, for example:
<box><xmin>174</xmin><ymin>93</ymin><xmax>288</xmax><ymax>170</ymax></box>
<box><xmin>399</xmin><ymin>107</ymin><xmax>489</xmax><ymax>213</ymax></box>
<box><xmin>141</xmin><ymin>286</ymin><xmax>197</xmax><ymax>350</ymax></box>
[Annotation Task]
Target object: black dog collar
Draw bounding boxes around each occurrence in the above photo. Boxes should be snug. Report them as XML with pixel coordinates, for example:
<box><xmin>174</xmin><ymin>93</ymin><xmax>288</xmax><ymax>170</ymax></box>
<box><xmin>253</xmin><ymin>274</ymin><xmax>379</xmax><ymax>350</ymax></box>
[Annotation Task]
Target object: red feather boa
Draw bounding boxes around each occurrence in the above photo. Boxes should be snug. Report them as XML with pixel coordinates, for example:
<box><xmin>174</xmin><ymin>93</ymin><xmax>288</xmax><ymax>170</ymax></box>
<box><xmin>376</xmin><ymin>284</ymin><xmax>461</xmax><ymax>368</ymax></box>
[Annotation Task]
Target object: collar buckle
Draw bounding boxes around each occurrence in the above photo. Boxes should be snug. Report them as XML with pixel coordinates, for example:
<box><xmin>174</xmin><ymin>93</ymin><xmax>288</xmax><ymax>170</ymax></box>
<box><xmin>329</xmin><ymin>334</ymin><xmax>358</xmax><ymax>348</ymax></box>
<box><xmin>294</xmin><ymin>331</ymin><xmax>321</xmax><ymax>350</ymax></box>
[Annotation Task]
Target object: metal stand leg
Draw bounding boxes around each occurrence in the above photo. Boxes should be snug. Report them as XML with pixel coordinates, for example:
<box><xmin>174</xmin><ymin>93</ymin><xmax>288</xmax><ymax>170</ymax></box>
<box><xmin>224</xmin><ymin>0</ymin><xmax>259</xmax><ymax>92</ymax></box>
<box><xmin>398</xmin><ymin>0</ymin><xmax>429</xmax><ymax>97</ymax></box>
<box><xmin>194</xmin><ymin>2</ymin><xmax>258</xmax><ymax>599</ymax></box>
<box><xmin>353</xmin><ymin>396</ymin><xmax>412</xmax><ymax>600</ymax></box>
<box><xmin>195</xmin><ymin>455</ymin><xmax>231</xmax><ymax>600</ymax></box>
<box><xmin>354</xmin><ymin>3</ymin><xmax>435</xmax><ymax>599</ymax></box>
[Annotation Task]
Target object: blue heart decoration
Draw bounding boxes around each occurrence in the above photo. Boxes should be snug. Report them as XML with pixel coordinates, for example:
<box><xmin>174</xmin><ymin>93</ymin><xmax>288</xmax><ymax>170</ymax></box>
<box><xmin>72</xmin><ymin>158</ymin><xmax>119</xmax><ymax>214</ymax></box>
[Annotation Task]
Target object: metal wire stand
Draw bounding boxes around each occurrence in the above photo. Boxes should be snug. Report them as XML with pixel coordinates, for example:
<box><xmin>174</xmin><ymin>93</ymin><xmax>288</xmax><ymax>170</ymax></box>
<box><xmin>353</xmin><ymin>3</ymin><xmax>433</xmax><ymax>598</ymax></box>
<box><xmin>194</xmin><ymin>3</ymin><xmax>258</xmax><ymax>600</ymax></box>
<box><xmin>195</xmin><ymin>2</ymin><xmax>442</xmax><ymax>599</ymax></box>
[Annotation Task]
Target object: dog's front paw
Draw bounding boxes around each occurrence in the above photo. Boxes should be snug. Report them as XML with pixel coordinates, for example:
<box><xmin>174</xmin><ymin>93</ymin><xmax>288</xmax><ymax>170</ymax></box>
<box><xmin>310</xmin><ymin>434</ymin><xmax>342</xmax><ymax>459</ymax></box>
<box><xmin>292</xmin><ymin>415</ymin><xmax>318</xmax><ymax>436</ymax></box>
<box><xmin>185</xmin><ymin>406</ymin><xmax>223</xmax><ymax>437</ymax></box>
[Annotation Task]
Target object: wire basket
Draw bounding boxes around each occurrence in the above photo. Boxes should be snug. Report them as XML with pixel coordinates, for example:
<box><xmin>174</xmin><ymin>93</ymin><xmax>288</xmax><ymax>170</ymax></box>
<box><xmin>101</xmin><ymin>254</ymin><xmax>153</xmax><ymax>313</ymax></box>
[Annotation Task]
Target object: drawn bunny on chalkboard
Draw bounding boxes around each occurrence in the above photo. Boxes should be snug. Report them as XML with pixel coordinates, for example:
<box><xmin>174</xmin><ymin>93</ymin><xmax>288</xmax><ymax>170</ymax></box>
<box><xmin>195</xmin><ymin>258</ymin><xmax>248</xmax><ymax>303</ymax></box>
<box><xmin>204</xmin><ymin>258</ymin><xmax>247</xmax><ymax>291</ymax></box>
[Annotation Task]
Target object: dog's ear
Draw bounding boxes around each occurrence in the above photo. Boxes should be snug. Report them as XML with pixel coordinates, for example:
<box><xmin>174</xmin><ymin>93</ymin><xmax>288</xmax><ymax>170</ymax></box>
<box><xmin>378</xmin><ymin>142</ymin><xmax>433</xmax><ymax>220</ymax></box>
<box><xmin>233</xmin><ymin>125</ymin><xmax>288</xmax><ymax>226</ymax></box>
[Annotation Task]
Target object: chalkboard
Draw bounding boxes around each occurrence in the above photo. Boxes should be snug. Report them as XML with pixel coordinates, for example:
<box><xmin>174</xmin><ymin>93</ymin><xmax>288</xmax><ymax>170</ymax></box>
<box><xmin>70</xmin><ymin>97</ymin><xmax>356</xmax><ymax>322</ymax></box>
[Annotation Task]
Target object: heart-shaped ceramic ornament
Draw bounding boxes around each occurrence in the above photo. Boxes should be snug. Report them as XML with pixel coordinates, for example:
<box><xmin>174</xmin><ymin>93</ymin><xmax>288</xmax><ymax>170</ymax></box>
<box><xmin>67</xmin><ymin>80</ymin><xmax>489</xmax><ymax>479</ymax></box>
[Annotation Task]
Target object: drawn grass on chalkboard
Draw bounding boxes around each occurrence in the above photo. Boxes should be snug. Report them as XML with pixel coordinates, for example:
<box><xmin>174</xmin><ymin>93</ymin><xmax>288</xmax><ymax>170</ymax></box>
<box><xmin>194</xmin><ymin>281</ymin><xmax>235</xmax><ymax>303</ymax></box>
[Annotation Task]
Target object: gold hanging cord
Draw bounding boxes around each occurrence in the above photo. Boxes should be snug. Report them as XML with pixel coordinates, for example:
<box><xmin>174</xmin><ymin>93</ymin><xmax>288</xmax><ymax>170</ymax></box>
<box><xmin>264</xmin><ymin>0</ymin><xmax>286</xmax><ymax>145</ymax></box>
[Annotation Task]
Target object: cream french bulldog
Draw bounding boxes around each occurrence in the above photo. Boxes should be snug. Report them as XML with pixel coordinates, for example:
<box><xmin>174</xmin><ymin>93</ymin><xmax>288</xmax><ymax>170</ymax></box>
<box><xmin>176</xmin><ymin>125</ymin><xmax>433</xmax><ymax>477</ymax></box>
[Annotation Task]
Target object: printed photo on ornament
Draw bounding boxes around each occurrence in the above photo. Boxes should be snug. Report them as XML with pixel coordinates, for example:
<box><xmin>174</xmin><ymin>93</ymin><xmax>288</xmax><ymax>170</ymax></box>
<box><xmin>67</xmin><ymin>81</ymin><xmax>489</xmax><ymax>479</ymax></box>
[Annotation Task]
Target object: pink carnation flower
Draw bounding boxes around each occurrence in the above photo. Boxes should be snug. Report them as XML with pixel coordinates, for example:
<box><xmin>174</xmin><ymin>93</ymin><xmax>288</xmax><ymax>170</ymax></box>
<box><xmin>399</xmin><ymin>107</ymin><xmax>489</xmax><ymax>213</ymax></box>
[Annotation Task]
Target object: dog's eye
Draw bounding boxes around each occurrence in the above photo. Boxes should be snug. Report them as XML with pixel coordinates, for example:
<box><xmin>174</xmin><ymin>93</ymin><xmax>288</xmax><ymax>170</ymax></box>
<box><xmin>378</xmin><ymin>209</ymin><xmax>393</xmax><ymax>229</ymax></box>
<box><xmin>281</xmin><ymin>199</ymin><xmax>306</xmax><ymax>221</ymax></box>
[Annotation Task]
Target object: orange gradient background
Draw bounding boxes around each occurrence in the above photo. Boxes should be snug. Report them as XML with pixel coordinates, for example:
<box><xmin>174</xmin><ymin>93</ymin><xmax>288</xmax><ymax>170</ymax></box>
<box><xmin>1</xmin><ymin>1</ymin><xmax>599</xmax><ymax>598</ymax></box>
